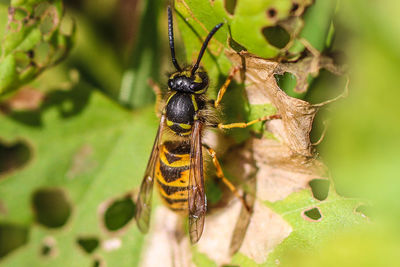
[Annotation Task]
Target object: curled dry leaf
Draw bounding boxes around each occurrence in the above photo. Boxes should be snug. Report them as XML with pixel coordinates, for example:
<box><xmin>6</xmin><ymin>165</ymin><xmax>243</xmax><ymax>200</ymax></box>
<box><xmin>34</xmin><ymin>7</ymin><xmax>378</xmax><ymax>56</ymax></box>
<box><xmin>227</xmin><ymin>50</ymin><xmax>319</xmax><ymax>156</ymax></box>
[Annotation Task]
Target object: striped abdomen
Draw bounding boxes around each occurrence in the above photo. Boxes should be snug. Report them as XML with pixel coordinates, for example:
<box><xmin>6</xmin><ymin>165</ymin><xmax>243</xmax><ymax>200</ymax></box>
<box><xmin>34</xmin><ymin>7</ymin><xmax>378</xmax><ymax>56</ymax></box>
<box><xmin>155</xmin><ymin>141</ymin><xmax>190</xmax><ymax>213</ymax></box>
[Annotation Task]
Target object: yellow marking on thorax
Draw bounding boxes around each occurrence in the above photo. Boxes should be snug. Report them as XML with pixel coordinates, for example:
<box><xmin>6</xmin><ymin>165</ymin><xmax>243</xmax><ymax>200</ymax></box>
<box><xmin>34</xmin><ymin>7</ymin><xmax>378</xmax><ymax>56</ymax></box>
<box><xmin>166</xmin><ymin>91</ymin><xmax>177</xmax><ymax>103</ymax></box>
<box><xmin>191</xmin><ymin>94</ymin><xmax>198</xmax><ymax>111</ymax></box>
<box><xmin>179</xmin><ymin>123</ymin><xmax>192</xmax><ymax>130</ymax></box>
<box><xmin>170</xmin><ymin>72</ymin><xmax>179</xmax><ymax>79</ymax></box>
<box><xmin>180</xmin><ymin>131</ymin><xmax>192</xmax><ymax>136</ymax></box>
<box><xmin>195</xmin><ymin>87</ymin><xmax>207</xmax><ymax>94</ymax></box>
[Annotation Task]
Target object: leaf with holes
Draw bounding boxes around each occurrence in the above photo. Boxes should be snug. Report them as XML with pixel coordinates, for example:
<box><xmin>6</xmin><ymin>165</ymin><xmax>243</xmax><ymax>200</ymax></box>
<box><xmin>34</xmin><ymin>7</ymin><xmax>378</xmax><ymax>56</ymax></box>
<box><xmin>0</xmin><ymin>79</ymin><xmax>158</xmax><ymax>265</ymax></box>
<box><xmin>174</xmin><ymin>0</ymin><xmax>337</xmax><ymax>103</ymax></box>
<box><xmin>262</xmin><ymin>189</ymin><xmax>366</xmax><ymax>266</ymax></box>
<box><xmin>174</xmin><ymin>0</ymin><xmax>330</xmax><ymax>68</ymax></box>
<box><xmin>0</xmin><ymin>0</ymin><xmax>74</xmax><ymax>95</ymax></box>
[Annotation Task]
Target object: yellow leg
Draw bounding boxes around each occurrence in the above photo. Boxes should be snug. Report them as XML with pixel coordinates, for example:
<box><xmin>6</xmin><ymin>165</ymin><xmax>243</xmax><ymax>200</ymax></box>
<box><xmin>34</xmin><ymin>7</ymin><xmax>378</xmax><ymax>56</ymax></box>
<box><xmin>214</xmin><ymin>67</ymin><xmax>240</xmax><ymax>108</ymax></box>
<box><xmin>204</xmin><ymin>145</ymin><xmax>251</xmax><ymax>212</ymax></box>
<box><xmin>218</xmin><ymin>114</ymin><xmax>281</xmax><ymax>129</ymax></box>
<box><xmin>148</xmin><ymin>79</ymin><xmax>163</xmax><ymax>117</ymax></box>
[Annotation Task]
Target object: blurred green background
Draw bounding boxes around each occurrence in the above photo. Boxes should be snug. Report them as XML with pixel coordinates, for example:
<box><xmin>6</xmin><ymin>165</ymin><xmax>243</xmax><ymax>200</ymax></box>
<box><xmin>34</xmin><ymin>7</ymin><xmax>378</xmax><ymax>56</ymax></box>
<box><xmin>0</xmin><ymin>0</ymin><xmax>399</xmax><ymax>266</ymax></box>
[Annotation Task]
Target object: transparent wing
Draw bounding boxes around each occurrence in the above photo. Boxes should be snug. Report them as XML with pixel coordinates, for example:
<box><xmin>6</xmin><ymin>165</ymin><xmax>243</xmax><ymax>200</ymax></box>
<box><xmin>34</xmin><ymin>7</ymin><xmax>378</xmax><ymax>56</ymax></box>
<box><xmin>188</xmin><ymin>120</ymin><xmax>206</xmax><ymax>243</ymax></box>
<box><xmin>135</xmin><ymin>115</ymin><xmax>165</xmax><ymax>233</ymax></box>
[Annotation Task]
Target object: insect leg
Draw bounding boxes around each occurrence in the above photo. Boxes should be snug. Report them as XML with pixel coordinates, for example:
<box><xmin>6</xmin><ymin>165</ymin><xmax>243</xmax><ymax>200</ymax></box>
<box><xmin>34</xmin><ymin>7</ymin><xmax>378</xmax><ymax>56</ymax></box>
<box><xmin>214</xmin><ymin>67</ymin><xmax>240</xmax><ymax>108</ymax></box>
<box><xmin>217</xmin><ymin>114</ymin><xmax>281</xmax><ymax>129</ymax></box>
<box><xmin>203</xmin><ymin>144</ymin><xmax>251</xmax><ymax>212</ymax></box>
<box><xmin>148</xmin><ymin>79</ymin><xmax>163</xmax><ymax>117</ymax></box>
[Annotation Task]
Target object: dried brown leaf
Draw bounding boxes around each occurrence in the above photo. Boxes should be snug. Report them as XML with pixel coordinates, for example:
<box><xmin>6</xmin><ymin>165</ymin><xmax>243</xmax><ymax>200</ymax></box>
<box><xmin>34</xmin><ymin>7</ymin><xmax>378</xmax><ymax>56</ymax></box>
<box><xmin>228</xmin><ymin>50</ymin><xmax>319</xmax><ymax>156</ymax></box>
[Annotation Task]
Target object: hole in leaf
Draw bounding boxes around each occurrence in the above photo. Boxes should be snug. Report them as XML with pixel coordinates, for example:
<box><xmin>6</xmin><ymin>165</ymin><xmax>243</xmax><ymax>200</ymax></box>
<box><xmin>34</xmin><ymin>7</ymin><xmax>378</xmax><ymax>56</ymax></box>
<box><xmin>0</xmin><ymin>140</ymin><xmax>31</xmax><ymax>177</ymax></box>
<box><xmin>8</xmin><ymin>7</ymin><xmax>29</xmax><ymax>31</ymax></box>
<box><xmin>309</xmin><ymin>179</ymin><xmax>330</xmax><ymax>201</ymax></box>
<box><xmin>41</xmin><ymin>244</ymin><xmax>51</xmax><ymax>256</ymax></box>
<box><xmin>40</xmin><ymin>11</ymin><xmax>56</xmax><ymax>35</ymax></box>
<box><xmin>33</xmin><ymin>42</ymin><xmax>51</xmax><ymax>66</ymax></box>
<box><xmin>267</xmin><ymin>8</ymin><xmax>277</xmax><ymax>18</ymax></box>
<box><xmin>274</xmin><ymin>72</ymin><xmax>299</xmax><ymax>98</ymax></box>
<box><xmin>303</xmin><ymin>207</ymin><xmax>322</xmax><ymax>221</ymax></box>
<box><xmin>93</xmin><ymin>256</ymin><xmax>105</xmax><ymax>267</ymax></box>
<box><xmin>14</xmin><ymin>51</ymin><xmax>31</xmax><ymax>71</ymax></box>
<box><xmin>0</xmin><ymin>224</ymin><xmax>28</xmax><ymax>258</ymax></box>
<box><xmin>262</xmin><ymin>25</ymin><xmax>290</xmax><ymax>49</ymax></box>
<box><xmin>291</xmin><ymin>2</ymin><xmax>299</xmax><ymax>13</ymax></box>
<box><xmin>32</xmin><ymin>188</ymin><xmax>72</xmax><ymax>228</ymax></box>
<box><xmin>34</xmin><ymin>2</ymin><xmax>51</xmax><ymax>17</ymax></box>
<box><xmin>104</xmin><ymin>197</ymin><xmax>135</xmax><ymax>231</ymax></box>
<box><xmin>77</xmin><ymin>237</ymin><xmax>99</xmax><ymax>254</ymax></box>
<box><xmin>16</xmin><ymin>9</ymin><xmax>29</xmax><ymax>20</ymax></box>
<box><xmin>40</xmin><ymin>236</ymin><xmax>57</xmax><ymax>257</ymax></box>
<box><xmin>224</xmin><ymin>0</ymin><xmax>237</xmax><ymax>15</ymax></box>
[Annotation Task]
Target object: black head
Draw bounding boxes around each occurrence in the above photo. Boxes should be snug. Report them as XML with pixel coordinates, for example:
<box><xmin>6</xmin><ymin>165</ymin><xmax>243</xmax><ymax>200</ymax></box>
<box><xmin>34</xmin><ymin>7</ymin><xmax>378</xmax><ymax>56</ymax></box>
<box><xmin>167</xmin><ymin>6</ymin><xmax>223</xmax><ymax>93</ymax></box>
<box><xmin>168</xmin><ymin>70</ymin><xmax>208</xmax><ymax>94</ymax></box>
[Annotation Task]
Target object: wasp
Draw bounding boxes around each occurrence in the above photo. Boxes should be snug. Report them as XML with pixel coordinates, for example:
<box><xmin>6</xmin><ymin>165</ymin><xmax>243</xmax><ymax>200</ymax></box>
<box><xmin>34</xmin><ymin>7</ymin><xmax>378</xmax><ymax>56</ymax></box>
<box><xmin>136</xmin><ymin>6</ymin><xmax>280</xmax><ymax>243</ymax></box>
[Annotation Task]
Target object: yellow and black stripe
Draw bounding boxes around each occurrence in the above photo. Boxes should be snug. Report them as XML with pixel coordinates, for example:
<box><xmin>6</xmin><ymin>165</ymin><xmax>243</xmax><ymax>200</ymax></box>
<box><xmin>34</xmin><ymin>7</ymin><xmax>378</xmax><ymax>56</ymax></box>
<box><xmin>155</xmin><ymin>141</ymin><xmax>191</xmax><ymax>213</ymax></box>
<box><xmin>166</xmin><ymin>119</ymin><xmax>192</xmax><ymax>136</ymax></box>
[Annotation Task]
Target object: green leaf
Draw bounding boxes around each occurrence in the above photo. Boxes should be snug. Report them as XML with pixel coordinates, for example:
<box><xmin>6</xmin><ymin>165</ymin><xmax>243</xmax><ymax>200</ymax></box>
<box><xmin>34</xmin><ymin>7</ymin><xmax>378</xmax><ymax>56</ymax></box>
<box><xmin>230</xmin><ymin>0</ymin><xmax>292</xmax><ymax>58</ymax></box>
<box><xmin>0</xmin><ymin>82</ymin><xmax>157</xmax><ymax>265</ymax></box>
<box><xmin>298</xmin><ymin>0</ymin><xmax>337</xmax><ymax>52</ymax></box>
<box><xmin>265</xmin><ymin>189</ymin><xmax>366</xmax><ymax>266</ymax></box>
<box><xmin>192</xmin><ymin>249</ymin><xmax>218</xmax><ymax>267</ymax></box>
<box><xmin>65</xmin><ymin>12</ymin><xmax>122</xmax><ymax>99</ymax></box>
<box><xmin>118</xmin><ymin>0</ymin><xmax>162</xmax><ymax>108</ymax></box>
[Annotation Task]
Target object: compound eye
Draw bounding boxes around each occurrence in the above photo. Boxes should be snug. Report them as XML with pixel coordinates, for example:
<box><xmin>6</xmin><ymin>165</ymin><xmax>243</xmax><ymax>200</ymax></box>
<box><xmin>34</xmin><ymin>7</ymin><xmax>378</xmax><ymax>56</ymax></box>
<box><xmin>168</xmin><ymin>79</ymin><xmax>174</xmax><ymax>89</ymax></box>
<box><xmin>190</xmin><ymin>82</ymin><xmax>203</xmax><ymax>92</ymax></box>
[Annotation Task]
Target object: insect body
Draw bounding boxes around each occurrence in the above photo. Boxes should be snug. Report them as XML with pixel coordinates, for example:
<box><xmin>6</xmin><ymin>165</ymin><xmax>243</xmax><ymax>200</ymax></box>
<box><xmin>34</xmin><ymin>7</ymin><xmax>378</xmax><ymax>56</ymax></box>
<box><xmin>155</xmin><ymin>141</ymin><xmax>191</xmax><ymax>212</ymax></box>
<box><xmin>136</xmin><ymin>6</ymin><xmax>279</xmax><ymax>244</ymax></box>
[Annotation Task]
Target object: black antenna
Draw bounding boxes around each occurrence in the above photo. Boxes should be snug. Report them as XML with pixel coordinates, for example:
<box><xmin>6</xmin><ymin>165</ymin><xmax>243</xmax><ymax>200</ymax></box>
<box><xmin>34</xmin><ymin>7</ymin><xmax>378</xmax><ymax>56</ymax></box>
<box><xmin>191</xmin><ymin>22</ymin><xmax>224</xmax><ymax>75</ymax></box>
<box><xmin>168</xmin><ymin>6</ymin><xmax>182</xmax><ymax>71</ymax></box>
